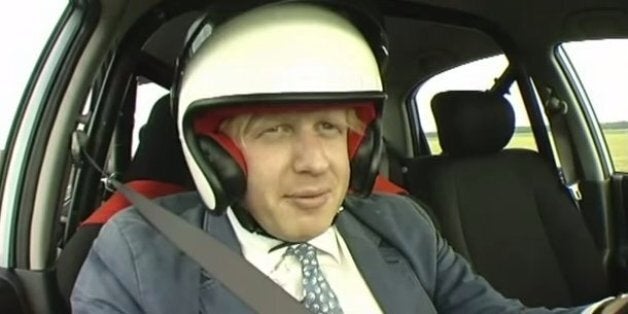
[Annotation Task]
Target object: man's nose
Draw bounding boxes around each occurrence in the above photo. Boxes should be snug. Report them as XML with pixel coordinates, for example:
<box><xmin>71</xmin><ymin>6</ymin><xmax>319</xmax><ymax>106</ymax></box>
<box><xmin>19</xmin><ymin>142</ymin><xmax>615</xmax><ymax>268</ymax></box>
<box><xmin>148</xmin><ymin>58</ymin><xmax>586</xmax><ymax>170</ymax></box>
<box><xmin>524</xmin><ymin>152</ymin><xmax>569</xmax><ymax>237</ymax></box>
<box><xmin>292</xmin><ymin>131</ymin><xmax>330</xmax><ymax>175</ymax></box>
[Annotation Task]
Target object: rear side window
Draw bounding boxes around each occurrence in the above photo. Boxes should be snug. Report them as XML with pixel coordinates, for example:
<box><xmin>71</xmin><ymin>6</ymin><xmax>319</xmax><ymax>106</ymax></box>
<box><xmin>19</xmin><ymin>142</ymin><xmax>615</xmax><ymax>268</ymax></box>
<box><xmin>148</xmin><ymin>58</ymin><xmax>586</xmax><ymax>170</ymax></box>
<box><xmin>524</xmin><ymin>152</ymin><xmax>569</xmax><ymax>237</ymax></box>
<box><xmin>414</xmin><ymin>55</ymin><xmax>537</xmax><ymax>154</ymax></box>
<box><xmin>560</xmin><ymin>39</ymin><xmax>628</xmax><ymax>173</ymax></box>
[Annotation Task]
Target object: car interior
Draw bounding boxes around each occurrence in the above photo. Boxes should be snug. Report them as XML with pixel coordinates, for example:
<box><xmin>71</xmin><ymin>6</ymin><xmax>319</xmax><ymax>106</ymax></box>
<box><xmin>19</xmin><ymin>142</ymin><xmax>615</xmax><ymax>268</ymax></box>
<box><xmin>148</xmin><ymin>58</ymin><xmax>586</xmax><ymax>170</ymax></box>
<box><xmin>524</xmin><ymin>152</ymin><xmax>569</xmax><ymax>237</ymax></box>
<box><xmin>1</xmin><ymin>0</ymin><xmax>628</xmax><ymax>313</ymax></box>
<box><xmin>404</xmin><ymin>90</ymin><xmax>608</xmax><ymax>307</ymax></box>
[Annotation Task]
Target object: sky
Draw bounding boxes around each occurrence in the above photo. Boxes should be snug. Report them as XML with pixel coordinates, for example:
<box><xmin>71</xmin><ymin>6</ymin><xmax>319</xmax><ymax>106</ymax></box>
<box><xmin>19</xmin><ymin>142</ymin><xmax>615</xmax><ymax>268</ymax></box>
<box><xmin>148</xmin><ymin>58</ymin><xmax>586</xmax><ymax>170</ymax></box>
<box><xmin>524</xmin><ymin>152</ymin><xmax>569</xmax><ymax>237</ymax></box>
<box><xmin>1</xmin><ymin>1</ymin><xmax>627</xmax><ymax>148</ymax></box>
<box><xmin>562</xmin><ymin>39</ymin><xmax>628</xmax><ymax>124</ymax></box>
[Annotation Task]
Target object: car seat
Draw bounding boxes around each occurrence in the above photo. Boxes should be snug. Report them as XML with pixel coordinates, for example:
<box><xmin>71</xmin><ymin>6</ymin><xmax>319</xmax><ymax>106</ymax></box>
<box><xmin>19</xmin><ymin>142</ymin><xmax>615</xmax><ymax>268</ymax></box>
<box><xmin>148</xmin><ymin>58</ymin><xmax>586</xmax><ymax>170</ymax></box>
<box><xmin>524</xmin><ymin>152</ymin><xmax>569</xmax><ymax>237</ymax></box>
<box><xmin>403</xmin><ymin>90</ymin><xmax>609</xmax><ymax>307</ymax></box>
<box><xmin>55</xmin><ymin>95</ymin><xmax>194</xmax><ymax>308</ymax></box>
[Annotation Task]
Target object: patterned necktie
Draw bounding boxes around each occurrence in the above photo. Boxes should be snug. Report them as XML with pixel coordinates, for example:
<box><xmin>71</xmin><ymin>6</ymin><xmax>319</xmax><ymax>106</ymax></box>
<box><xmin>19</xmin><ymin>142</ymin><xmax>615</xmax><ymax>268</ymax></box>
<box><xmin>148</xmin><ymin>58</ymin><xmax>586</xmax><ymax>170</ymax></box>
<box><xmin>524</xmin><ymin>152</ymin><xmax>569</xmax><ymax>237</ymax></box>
<box><xmin>286</xmin><ymin>243</ymin><xmax>344</xmax><ymax>314</ymax></box>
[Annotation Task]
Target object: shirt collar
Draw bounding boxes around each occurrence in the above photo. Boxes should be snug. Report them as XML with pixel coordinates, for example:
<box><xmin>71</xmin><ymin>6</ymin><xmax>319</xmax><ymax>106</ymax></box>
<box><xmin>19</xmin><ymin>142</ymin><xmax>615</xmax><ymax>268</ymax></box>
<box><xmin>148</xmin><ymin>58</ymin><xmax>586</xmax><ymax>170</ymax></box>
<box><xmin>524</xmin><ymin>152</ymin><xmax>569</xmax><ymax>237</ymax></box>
<box><xmin>308</xmin><ymin>226</ymin><xmax>342</xmax><ymax>264</ymax></box>
<box><xmin>227</xmin><ymin>208</ymin><xmax>282</xmax><ymax>257</ymax></box>
<box><xmin>226</xmin><ymin>207</ymin><xmax>343</xmax><ymax>264</ymax></box>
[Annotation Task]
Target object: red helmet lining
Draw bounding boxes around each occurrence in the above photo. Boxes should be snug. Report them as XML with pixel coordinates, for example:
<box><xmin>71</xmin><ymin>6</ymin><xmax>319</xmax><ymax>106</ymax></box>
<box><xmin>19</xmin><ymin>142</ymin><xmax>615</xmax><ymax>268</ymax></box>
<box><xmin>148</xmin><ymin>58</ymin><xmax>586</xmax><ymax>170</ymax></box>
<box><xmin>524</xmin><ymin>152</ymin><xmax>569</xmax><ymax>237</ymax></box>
<box><xmin>192</xmin><ymin>102</ymin><xmax>377</xmax><ymax>174</ymax></box>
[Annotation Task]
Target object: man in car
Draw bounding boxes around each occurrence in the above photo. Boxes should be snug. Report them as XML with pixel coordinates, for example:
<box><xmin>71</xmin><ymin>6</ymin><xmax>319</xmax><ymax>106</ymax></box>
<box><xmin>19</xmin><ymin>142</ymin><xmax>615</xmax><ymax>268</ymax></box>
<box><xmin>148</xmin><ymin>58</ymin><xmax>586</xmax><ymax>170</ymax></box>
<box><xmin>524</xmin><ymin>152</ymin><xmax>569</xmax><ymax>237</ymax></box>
<box><xmin>71</xmin><ymin>1</ymin><xmax>627</xmax><ymax>313</ymax></box>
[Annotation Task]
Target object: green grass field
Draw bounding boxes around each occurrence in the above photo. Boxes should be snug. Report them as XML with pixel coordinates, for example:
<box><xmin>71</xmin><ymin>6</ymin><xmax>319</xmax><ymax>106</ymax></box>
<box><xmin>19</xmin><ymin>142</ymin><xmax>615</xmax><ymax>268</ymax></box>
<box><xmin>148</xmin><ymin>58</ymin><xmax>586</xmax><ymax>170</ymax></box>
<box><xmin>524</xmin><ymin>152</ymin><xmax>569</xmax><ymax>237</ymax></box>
<box><xmin>426</xmin><ymin>128</ymin><xmax>628</xmax><ymax>172</ymax></box>
<box><xmin>601</xmin><ymin>129</ymin><xmax>628</xmax><ymax>172</ymax></box>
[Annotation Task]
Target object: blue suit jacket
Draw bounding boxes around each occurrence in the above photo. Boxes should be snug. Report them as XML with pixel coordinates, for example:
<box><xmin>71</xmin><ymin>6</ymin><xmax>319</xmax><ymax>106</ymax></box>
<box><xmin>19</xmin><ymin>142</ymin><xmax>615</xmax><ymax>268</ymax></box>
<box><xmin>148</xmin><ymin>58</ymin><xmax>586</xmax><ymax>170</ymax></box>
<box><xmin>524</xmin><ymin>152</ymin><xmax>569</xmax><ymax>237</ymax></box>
<box><xmin>71</xmin><ymin>192</ymin><xmax>586</xmax><ymax>313</ymax></box>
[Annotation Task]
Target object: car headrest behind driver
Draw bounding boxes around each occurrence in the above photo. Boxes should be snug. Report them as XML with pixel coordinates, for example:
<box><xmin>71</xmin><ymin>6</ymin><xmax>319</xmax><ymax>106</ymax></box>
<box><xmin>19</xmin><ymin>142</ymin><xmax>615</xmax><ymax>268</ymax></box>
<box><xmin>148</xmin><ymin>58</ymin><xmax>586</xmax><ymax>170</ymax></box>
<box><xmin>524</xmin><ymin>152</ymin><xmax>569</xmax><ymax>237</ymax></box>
<box><xmin>123</xmin><ymin>94</ymin><xmax>194</xmax><ymax>187</ymax></box>
<box><xmin>431</xmin><ymin>90</ymin><xmax>515</xmax><ymax>157</ymax></box>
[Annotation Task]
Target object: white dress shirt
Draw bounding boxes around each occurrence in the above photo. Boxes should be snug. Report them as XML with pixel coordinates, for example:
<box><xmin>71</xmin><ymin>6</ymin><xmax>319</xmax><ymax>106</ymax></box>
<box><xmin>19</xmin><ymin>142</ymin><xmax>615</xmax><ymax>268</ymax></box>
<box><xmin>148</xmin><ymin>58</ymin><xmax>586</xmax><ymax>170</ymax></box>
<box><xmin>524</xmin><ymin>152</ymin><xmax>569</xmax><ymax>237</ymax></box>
<box><xmin>226</xmin><ymin>208</ymin><xmax>382</xmax><ymax>314</ymax></box>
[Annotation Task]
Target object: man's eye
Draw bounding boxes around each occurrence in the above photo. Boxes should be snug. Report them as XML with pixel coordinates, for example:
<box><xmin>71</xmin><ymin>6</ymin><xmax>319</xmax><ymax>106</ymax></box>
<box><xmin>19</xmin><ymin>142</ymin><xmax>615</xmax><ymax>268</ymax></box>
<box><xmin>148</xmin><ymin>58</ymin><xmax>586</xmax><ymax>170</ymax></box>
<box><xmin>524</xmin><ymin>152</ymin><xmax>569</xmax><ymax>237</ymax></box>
<box><xmin>265</xmin><ymin>126</ymin><xmax>281</xmax><ymax>133</ymax></box>
<box><xmin>258</xmin><ymin>125</ymin><xmax>290</xmax><ymax>137</ymax></box>
<box><xmin>318</xmin><ymin>121</ymin><xmax>344</xmax><ymax>134</ymax></box>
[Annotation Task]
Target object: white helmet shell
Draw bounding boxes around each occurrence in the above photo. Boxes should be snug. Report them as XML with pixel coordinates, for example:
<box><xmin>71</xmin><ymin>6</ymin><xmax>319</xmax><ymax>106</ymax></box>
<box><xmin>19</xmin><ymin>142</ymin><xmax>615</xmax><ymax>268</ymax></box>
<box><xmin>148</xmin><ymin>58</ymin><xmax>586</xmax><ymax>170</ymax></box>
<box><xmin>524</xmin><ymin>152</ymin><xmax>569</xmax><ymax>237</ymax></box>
<box><xmin>178</xmin><ymin>2</ymin><xmax>383</xmax><ymax>211</ymax></box>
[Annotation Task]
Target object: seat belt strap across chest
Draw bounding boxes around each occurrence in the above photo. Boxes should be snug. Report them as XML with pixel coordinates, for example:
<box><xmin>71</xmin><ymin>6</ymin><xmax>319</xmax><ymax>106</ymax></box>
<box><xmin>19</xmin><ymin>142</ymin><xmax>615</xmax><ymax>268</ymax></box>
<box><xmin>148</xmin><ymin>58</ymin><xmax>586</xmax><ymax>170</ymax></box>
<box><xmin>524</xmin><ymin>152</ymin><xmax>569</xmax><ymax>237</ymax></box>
<box><xmin>111</xmin><ymin>180</ymin><xmax>309</xmax><ymax>314</ymax></box>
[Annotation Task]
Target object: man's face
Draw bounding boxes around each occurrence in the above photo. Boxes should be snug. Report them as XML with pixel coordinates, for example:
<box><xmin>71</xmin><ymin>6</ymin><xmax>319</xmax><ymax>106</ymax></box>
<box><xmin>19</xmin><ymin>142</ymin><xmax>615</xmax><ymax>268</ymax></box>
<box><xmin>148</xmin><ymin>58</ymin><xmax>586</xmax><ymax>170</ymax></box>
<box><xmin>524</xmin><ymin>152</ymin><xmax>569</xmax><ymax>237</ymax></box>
<box><xmin>234</xmin><ymin>108</ymin><xmax>352</xmax><ymax>242</ymax></box>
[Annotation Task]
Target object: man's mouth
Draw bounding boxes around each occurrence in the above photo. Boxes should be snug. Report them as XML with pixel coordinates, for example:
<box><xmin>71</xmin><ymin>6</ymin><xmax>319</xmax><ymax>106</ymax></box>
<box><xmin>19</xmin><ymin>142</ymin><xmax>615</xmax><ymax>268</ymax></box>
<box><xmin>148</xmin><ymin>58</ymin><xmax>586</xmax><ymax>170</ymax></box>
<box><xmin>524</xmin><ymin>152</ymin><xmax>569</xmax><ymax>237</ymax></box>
<box><xmin>286</xmin><ymin>190</ymin><xmax>331</xmax><ymax>209</ymax></box>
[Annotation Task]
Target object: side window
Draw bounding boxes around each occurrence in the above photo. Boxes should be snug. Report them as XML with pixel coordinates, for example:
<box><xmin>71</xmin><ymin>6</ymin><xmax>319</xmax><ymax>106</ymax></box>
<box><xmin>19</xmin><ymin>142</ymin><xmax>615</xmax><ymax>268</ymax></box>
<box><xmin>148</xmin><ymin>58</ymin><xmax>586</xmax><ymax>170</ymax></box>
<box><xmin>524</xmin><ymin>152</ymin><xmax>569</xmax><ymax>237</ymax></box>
<box><xmin>0</xmin><ymin>1</ymin><xmax>67</xmax><ymax>150</ymax></box>
<box><xmin>134</xmin><ymin>80</ymin><xmax>169</xmax><ymax>153</ymax></box>
<box><xmin>560</xmin><ymin>39</ymin><xmax>628</xmax><ymax>173</ymax></box>
<box><xmin>414</xmin><ymin>55</ymin><xmax>537</xmax><ymax>154</ymax></box>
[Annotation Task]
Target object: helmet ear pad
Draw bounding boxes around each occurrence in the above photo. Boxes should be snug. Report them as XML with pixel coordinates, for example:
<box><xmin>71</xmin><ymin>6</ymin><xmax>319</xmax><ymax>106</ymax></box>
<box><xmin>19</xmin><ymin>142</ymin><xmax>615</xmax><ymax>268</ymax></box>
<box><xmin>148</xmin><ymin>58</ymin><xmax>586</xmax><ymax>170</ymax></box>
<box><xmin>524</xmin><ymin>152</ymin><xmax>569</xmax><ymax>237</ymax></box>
<box><xmin>349</xmin><ymin>120</ymin><xmax>383</xmax><ymax>196</ymax></box>
<box><xmin>192</xmin><ymin>135</ymin><xmax>247</xmax><ymax>212</ymax></box>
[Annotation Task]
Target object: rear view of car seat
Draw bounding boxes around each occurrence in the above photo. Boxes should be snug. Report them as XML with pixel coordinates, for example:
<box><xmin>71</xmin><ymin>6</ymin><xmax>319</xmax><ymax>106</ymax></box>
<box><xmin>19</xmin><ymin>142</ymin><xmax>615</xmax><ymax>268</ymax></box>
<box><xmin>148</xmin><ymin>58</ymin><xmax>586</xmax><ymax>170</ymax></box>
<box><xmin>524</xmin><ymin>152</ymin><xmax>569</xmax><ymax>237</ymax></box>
<box><xmin>403</xmin><ymin>91</ymin><xmax>610</xmax><ymax>307</ymax></box>
<box><xmin>55</xmin><ymin>95</ymin><xmax>194</xmax><ymax>308</ymax></box>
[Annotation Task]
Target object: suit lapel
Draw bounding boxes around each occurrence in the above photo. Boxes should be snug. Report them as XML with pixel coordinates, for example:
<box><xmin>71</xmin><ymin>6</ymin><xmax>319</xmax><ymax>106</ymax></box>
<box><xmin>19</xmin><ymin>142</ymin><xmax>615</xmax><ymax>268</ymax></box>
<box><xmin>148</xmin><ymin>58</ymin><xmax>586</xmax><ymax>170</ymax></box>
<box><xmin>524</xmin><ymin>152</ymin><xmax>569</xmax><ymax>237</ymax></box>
<box><xmin>336</xmin><ymin>210</ymin><xmax>437</xmax><ymax>314</ymax></box>
<box><xmin>203</xmin><ymin>211</ymin><xmax>242</xmax><ymax>252</ymax></box>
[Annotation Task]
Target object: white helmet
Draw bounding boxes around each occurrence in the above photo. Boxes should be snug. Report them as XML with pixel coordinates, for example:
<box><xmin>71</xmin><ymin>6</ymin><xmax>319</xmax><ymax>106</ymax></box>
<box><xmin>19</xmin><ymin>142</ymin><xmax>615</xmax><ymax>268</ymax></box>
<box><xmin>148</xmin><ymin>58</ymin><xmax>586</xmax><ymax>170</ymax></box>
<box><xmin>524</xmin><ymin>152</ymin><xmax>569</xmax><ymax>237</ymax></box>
<box><xmin>175</xmin><ymin>1</ymin><xmax>387</xmax><ymax>214</ymax></box>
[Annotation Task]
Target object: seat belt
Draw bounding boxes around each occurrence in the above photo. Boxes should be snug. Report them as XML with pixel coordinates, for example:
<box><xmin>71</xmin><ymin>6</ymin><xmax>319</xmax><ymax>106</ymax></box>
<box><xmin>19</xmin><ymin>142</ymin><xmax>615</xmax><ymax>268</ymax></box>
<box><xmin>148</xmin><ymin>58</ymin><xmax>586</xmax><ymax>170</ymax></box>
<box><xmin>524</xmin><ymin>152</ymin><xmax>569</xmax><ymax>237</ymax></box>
<box><xmin>111</xmin><ymin>180</ymin><xmax>309</xmax><ymax>314</ymax></box>
<box><xmin>542</xmin><ymin>88</ymin><xmax>582</xmax><ymax>204</ymax></box>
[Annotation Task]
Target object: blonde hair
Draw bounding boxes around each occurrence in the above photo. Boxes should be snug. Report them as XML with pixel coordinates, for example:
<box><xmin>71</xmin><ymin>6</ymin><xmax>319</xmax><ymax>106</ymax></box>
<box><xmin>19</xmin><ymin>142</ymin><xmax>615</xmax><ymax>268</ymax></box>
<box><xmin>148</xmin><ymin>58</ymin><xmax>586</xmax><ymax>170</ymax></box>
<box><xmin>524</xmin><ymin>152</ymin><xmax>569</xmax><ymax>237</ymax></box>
<box><xmin>219</xmin><ymin>108</ymin><xmax>365</xmax><ymax>143</ymax></box>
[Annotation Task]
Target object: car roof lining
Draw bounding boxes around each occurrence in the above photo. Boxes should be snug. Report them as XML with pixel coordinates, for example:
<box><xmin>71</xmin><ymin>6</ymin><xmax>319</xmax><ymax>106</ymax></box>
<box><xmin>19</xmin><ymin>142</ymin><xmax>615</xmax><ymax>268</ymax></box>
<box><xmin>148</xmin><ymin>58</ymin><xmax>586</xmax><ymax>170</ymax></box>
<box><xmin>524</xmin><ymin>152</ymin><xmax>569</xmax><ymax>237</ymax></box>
<box><xmin>97</xmin><ymin>0</ymin><xmax>628</xmax><ymax>112</ymax></box>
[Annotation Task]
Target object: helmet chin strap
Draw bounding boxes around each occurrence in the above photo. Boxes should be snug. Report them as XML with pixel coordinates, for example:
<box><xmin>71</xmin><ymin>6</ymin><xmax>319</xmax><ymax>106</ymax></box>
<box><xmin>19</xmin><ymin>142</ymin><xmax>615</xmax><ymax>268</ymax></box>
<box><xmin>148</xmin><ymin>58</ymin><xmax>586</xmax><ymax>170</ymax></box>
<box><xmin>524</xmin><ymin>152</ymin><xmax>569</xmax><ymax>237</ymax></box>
<box><xmin>231</xmin><ymin>201</ymin><xmax>277</xmax><ymax>239</ymax></box>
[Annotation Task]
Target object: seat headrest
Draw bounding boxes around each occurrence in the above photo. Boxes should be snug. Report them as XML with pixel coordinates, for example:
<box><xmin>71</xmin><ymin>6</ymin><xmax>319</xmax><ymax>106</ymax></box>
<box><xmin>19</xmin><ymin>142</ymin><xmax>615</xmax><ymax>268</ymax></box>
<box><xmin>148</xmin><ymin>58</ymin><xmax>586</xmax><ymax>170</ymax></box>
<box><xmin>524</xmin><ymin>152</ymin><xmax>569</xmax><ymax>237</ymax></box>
<box><xmin>123</xmin><ymin>95</ymin><xmax>194</xmax><ymax>187</ymax></box>
<box><xmin>431</xmin><ymin>91</ymin><xmax>515</xmax><ymax>157</ymax></box>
